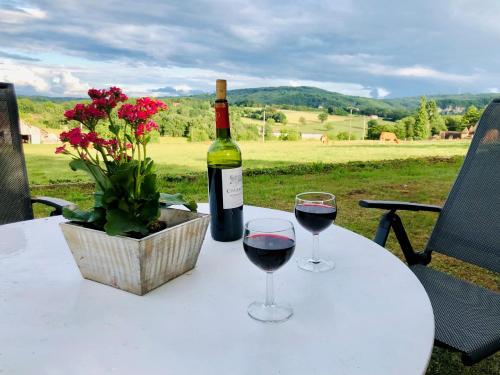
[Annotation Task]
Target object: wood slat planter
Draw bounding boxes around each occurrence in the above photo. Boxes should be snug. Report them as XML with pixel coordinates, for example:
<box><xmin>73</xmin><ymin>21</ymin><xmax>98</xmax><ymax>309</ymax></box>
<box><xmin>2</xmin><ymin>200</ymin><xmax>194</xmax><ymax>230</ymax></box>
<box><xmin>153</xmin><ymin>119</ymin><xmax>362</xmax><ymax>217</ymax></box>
<box><xmin>60</xmin><ymin>208</ymin><xmax>210</xmax><ymax>295</ymax></box>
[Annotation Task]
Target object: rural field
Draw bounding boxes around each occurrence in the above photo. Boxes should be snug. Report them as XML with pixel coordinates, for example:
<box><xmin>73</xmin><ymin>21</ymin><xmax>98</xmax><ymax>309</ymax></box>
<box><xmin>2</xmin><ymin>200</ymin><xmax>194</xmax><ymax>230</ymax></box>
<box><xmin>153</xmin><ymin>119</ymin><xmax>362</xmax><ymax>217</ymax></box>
<box><xmin>27</xmin><ymin>139</ymin><xmax>498</xmax><ymax>375</ymax></box>
<box><xmin>25</xmin><ymin>138</ymin><xmax>470</xmax><ymax>185</ymax></box>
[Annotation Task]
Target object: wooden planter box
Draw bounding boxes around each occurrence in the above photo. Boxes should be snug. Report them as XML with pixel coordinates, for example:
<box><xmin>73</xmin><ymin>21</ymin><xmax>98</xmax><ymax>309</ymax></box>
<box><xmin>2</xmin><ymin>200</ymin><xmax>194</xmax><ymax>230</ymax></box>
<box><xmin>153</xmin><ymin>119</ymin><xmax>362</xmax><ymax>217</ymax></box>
<box><xmin>60</xmin><ymin>208</ymin><xmax>210</xmax><ymax>295</ymax></box>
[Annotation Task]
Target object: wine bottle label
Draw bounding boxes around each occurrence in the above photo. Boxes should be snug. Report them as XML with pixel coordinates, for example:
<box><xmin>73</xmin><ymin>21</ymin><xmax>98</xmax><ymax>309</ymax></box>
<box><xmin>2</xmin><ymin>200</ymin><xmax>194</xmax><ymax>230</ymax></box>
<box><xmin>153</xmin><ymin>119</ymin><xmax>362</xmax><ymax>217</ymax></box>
<box><xmin>221</xmin><ymin>167</ymin><xmax>243</xmax><ymax>209</ymax></box>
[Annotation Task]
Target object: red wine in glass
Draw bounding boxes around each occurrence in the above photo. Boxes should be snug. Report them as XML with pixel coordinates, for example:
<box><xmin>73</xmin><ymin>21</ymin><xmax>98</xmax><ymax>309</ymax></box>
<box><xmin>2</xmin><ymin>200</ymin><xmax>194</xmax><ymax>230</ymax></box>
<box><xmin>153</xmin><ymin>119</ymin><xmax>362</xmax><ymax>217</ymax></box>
<box><xmin>295</xmin><ymin>192</ymin><xmax>337</xmax><ymax>273</ymax></box>
<box><xmin>243</xmin><ymin>234</ymin><xmax>295</xmax><ymax>272</ymax></box>
<box><xmin>295</xmin><ymin>204</ymin><xmax>337</xmax><ymax>234</ymax></box>
<box><xmin>243</xmin><ymin>218</ymin><xmax>296</xmax><ymax>323</ymax></box>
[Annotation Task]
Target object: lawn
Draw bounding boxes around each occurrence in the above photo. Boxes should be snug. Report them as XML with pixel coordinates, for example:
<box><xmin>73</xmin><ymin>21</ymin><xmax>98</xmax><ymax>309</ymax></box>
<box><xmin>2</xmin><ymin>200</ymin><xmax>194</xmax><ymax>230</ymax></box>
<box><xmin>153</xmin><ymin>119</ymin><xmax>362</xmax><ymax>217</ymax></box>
<box><xmin>30</xmin><ymin>156</ymin><xmax>499</xmax><ymax>375</ymax></box>
<box><xmin>25</xmin><ymin>138</ymin><xmax>470</xmax><ymax>185</ymax></box>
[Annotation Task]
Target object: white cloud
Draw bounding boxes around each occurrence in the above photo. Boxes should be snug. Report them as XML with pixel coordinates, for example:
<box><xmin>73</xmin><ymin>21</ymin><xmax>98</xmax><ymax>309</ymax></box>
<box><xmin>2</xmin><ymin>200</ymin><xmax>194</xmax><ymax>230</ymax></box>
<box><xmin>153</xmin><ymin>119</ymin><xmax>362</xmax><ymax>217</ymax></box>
<box><xmin>328</xmin><ymin>54</ymin><xmax>475</xmax><ymax>83</ymax></box>
<box><xmin>0</xmin><ymin>57</ymin><xmax>387</xmax><ymax>98</ymax></box>
<box><xmin>0</xmin><ymin>6</ymin><xmax>46</xmax><ymax>24</ymax></box>
<box><xmin>365</xmin><ymin>64</ymin><xmax>475</xmax><ymax>82</ymax></box>
<box><xmin>376</xmin><ymin>88</ymin><xmax>390</xmax><ymax>98</ymax></box>
<box><xmin>0</xmin><ymin>59</ymin><xmax>88</xmax><ymax>96</ymax></box>
<box><xmin>173</xmin><ymin>84</ymin><xmax>192</xmax><ymax>94</ymax></box>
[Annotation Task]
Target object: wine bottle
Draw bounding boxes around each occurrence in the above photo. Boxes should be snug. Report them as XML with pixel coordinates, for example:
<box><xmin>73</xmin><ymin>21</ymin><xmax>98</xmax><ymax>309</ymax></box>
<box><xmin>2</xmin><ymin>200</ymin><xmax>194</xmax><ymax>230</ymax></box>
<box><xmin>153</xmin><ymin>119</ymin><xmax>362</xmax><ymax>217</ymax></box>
<box><xmin>207</xmin><ymin>79</ymin><xmax>244</xmax><ymax>241</ymax></box>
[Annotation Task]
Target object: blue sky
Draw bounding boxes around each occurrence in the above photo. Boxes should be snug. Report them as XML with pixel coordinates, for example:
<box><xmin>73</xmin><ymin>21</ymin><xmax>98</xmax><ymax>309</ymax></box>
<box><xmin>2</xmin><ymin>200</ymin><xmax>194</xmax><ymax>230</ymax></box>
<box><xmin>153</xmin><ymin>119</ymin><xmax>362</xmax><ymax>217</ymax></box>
<box><xmin>1</xmin><ymin>0</ymin><xmax>499</xmax><ymax>98</ymax></box>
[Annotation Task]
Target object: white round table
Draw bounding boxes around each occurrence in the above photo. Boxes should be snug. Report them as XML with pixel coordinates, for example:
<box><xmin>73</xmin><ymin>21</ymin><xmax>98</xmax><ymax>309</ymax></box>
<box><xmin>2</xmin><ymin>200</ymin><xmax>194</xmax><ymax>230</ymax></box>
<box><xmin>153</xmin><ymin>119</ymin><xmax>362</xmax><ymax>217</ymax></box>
<box><xmin>0</xmin><ymin>204</ymin><xmax>434</xmax><ymax>375</ymax></box>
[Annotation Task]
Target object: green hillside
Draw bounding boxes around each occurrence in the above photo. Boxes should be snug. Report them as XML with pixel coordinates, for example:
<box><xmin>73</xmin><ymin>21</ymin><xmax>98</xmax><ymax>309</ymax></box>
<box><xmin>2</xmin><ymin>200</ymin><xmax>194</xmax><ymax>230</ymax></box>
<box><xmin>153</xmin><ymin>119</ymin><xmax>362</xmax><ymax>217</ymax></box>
<box><xmin>193</xmin><ymin>86</ymin><xmax>500</xmax><ymax>119</ymax></box>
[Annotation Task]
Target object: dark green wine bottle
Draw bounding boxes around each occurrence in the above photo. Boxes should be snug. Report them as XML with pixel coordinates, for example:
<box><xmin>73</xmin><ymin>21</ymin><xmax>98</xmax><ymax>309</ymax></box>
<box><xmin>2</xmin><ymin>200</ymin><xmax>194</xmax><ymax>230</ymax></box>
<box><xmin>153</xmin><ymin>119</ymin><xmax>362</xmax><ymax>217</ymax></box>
<box><xmin>207</xmin><ymin>79</ymin><xmax>243</xmax><ymax>241</ymax></box>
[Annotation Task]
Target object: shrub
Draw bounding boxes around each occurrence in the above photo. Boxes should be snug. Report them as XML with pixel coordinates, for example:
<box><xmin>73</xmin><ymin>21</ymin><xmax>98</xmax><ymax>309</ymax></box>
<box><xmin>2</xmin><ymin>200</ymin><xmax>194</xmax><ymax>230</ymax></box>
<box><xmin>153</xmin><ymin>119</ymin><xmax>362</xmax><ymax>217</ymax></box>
<box><xmin>326</xmin><ymin>130</ymin><xmax>336</xmax><ymax>140</ymax></box>
<box><xmin>188</xmin><ymin>127</ymin><xmax>210</xmax><ymax>142</ymax></box>
<box><xmin>279</xmin><ymin>127</ymin><xmax>301</xmax><ymax>141</ymax></box>
<box><xmin>336</xmin><ymin>131</ymin><xmax>350</xmax><ymax>140</ymax></box>
<box><xmin>445</xmin><ymin>116</ymin><xmax>462</xmax><ymax>131</ymax></box>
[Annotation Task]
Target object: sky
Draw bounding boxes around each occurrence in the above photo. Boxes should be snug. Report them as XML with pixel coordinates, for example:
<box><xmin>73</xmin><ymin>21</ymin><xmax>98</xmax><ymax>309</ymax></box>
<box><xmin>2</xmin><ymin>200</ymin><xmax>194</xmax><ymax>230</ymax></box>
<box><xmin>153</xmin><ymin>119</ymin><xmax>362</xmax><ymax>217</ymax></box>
<box><xmin>1</xmin><ymin>0</ymin><xmax>500</xmax><ymax>99</ymax></box>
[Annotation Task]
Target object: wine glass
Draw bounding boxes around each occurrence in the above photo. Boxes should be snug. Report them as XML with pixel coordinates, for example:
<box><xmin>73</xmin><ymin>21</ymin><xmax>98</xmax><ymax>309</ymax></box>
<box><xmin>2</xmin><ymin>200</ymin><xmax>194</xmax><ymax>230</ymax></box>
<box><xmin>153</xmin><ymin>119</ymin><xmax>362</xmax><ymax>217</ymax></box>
<box><xmin>295</xmin><ymin>192</ymin><xmax>337</xmax><ymax>272</ymax></box>
<box><xmin>243</xmin><ymin>218</ymin><xmax>296</xmax><ymax>323</ymax></box>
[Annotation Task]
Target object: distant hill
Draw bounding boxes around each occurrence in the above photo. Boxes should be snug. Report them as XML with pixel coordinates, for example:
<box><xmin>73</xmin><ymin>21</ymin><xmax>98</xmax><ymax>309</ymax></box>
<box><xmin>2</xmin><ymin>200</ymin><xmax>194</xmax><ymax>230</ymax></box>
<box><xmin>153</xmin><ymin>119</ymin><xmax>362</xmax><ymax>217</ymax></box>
<box><xmin>20</xmin><ymin>86</ymin><xmax>500</xmax><ymax>120</ymax></box>
<box><xmin>193</xmin><ymin>86</ymin><xmax>500</xmax><ymax>119</ymax></box>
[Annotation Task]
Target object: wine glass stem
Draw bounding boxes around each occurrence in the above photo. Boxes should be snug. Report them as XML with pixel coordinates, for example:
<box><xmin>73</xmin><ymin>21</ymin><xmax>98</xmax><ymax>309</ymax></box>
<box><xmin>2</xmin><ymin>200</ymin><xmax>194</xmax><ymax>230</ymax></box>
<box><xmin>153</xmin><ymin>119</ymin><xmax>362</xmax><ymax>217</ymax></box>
<box><xmin>265</xmin><ymin>272</ymin><xmax>274</xmax><ymax>307</ymax></box>
<box><xmin>312</xmin><ymin>234</ymin><xmax>320</xmax><ymax>262</ymax></box>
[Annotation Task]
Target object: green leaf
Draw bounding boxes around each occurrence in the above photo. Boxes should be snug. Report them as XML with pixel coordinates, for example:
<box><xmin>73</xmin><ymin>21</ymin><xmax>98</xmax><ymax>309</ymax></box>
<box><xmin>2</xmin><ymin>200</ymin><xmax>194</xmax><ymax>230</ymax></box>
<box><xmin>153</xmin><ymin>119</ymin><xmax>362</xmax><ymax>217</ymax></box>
<box><xmin>160</xmin><ymin>193</ymin><xmax>198</xmax><ymax>212</ymax></box>
<box><xmin>141</xmin><ymin>173</ymin><xmax>158</xmax><ymax>198</ymax></box>
<box><xmin>138</xmin><ymin>195</ymin><xmax>161</xmax><ymax>223</ymax></box>
<box><xmin>109</xmin><ymin>124</ymin><xmax>120</xmax><ymax>135</ymax></box>
<box><xmin>88</xmin><ymin>207</ymin><xmax>106</xmax><ymax>227</ymax></box>
<box><xmin>63</xmin><ymin>205</ymin><xmax>92</xmax><ymax>222</ymax></box>
<box><xmin>93</xmin><ymin>191</ymin><xmax>104</xmax><ymax>208</ymax></box>
<box><xmin>69</xmin><ymin>159</ymin><xmax>111</xmax><ymax>191</ymax></box>
<box><xmin>104</xmin><ymin>209</ymin><xmax>149</xmax><ymax>236</ymax></box>
<box><xmin>125</xmin><ymin>133</ymin><xmax>134</xmax><ymax>144</ymax></box>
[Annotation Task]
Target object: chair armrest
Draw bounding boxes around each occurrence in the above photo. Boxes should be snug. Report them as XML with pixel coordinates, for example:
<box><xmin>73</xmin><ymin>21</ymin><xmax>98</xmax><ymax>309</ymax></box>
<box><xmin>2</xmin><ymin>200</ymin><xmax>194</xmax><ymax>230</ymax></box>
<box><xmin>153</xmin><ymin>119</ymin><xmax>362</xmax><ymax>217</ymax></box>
<box><xmin>31</xmin><ymin>196</ymin><xmax>74</xmax><ymax>216</ymax></box>
<box><xmin>359</xmin><ymin>200</ymin><xmax>442</xmax><ymax>212</ymax></box>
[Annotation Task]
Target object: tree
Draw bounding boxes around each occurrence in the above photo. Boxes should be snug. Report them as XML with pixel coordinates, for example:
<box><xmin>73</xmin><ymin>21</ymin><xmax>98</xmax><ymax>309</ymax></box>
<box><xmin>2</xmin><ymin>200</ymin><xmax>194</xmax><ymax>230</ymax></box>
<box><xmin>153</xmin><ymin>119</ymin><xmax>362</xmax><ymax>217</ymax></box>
<box><xmin>445</xmin><ymin>115</ymin><xmax>462</xmax><ymax>131</ymax></box>
<box><xmin>272</xmin><ymin>111</ymin><xmax>287</xmax><ymax>124</ymax></box>
<box><xmin>426</xmin><ymin>99</ymin><xmax>446</xmax><ymax>135</ymax></box>
<box><xmin>399</xmin><ymin>116</ymin><xmax>415</xmax><ymax>139</ymax></box>
<box><xmin>299</xmin><ymin>116</ymin><xmax>306</xmax><ymax>126</ymax></box>
<box><xmin>413</xmin><ymin>97</ymin><xmax>430</xmax><ymax>139</ymax></box>
<box><xmin>367</xmin><ymin>119</ymin><xmax>378</xmax><ymax>128</ymax></box>
<box><xmin>318</xmin><ymin>112</ymin><xmax>328</xmax><ymax>123</ymax></box>
<box><xmin>461</xmin><ymin>105</ymin><xmax>481</xmax><ymax>130</ymax></box>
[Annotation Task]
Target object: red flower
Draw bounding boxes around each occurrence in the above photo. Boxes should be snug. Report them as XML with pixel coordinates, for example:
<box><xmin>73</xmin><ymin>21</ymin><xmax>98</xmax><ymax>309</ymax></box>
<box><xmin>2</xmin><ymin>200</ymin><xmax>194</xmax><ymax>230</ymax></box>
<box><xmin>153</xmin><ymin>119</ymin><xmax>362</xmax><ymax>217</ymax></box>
<box><xmin>64</xmin><ymin>103</ymin><xmax>106</xmax><ymax>124</ymax></box>
<box><xmin>88</xmin><ymin>88</ymin><xmax>107</xmax><ymax>99</ymax></box>
<box><xmin>89</xmin><ymin>86</ymin><xmax>128</xmax><ymax>112</ymax></box>
<box><xmin>135</xmin><ymin>121</ymin><xmax>159</xmax><ymax>137</ymax></box>
<box><xmin>60</xmin><ymin>127</ymin><xmax>84</xmax><ymax>147</ymax></box>
<box><xmin>55</xmin><ymin>144</ymin><xmax>67</xmax><ymax>154</ymax></box>
<box><xmin>135</xmin><ymin>123</ymin><xmax>146</xmax><ymax>137</ymax></box>
<box><xmin>118</xmin><ymin>98</ymin><xmax>167</xmax><ymax>126</ymax></box>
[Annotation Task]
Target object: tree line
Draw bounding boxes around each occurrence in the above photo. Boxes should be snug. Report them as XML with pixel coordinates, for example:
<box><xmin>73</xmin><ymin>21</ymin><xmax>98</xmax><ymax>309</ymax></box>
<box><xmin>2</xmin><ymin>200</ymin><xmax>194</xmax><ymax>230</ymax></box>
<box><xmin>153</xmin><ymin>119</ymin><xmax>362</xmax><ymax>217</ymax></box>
<box><xmin>366</xmin><ymin>97</ymin><xmax>483</xmax><ymax>140</ymax></box>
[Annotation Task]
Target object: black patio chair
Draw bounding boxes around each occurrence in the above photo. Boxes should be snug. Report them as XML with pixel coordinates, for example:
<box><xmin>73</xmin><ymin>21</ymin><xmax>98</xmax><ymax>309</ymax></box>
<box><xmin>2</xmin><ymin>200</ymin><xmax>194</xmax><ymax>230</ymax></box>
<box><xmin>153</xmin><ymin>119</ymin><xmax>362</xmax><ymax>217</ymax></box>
<box><xmin>0</xmin><ymin>82</ymin><xmax>72</xmax><ymax>225</ymax></box>
<box><xmin>359</xmin><ymin>99</ymin><xmax>500</xmax><ymax>365</ymax></box>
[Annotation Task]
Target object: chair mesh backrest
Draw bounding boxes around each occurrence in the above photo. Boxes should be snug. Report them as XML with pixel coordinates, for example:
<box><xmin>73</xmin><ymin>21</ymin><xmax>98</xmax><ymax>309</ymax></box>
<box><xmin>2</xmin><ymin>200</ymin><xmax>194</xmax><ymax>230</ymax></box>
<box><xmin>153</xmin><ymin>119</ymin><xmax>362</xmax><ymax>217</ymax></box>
<box><xmin>0</xmin><ymin>83</ymin><xmax>33</xmax><ymax>224</ymax></box>
<box><xmin>426</xmin><ymin>99</ymin><xmax>500</xmax><ymax>273</ymax></box>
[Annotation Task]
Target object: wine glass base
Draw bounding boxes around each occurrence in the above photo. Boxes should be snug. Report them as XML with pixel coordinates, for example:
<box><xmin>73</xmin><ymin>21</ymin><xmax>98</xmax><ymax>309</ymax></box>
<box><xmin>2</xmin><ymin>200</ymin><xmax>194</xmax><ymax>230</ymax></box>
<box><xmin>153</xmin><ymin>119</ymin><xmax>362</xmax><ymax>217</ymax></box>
<box><xmin>297</xmin><ymin>257</ymin><xmax>335</xmax><ymax>272</ymax></box>
<box><xmin>247</xmin><ymin>301</ymin><xmax>293</xmax><ymax>323</ymax></box>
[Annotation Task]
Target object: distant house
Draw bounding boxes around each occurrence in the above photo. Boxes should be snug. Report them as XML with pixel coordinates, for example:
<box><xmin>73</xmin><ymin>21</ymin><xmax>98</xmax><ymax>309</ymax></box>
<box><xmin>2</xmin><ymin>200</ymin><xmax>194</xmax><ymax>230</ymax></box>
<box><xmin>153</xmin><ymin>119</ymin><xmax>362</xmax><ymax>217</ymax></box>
<box><xmin>19</xmin><ymin>121</ymin><xmax>41</xmax><ymax>144</ymax></box>
<box><xmin>369</xmin><ymin>115</ymin><xmax>379</xmax><ymax>119</ymax></box>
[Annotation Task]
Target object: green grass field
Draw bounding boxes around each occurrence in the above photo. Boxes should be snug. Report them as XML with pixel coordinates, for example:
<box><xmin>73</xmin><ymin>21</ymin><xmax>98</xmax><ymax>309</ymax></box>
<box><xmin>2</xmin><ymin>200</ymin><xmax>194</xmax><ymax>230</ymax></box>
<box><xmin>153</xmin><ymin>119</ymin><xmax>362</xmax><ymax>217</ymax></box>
<box><xmin>241</xmin><ymin>108</ymin><xmax>394</xmax><ymax>136</ymax></box>
<box><xmin>30</xmin><ymin>155</ymin><xmax>499</xmax><ymax>375</ymax></box>
<box><xmin>25</xmin><ymin>138</ymin><xmax>470</xmax><ymax>185</ymax></box>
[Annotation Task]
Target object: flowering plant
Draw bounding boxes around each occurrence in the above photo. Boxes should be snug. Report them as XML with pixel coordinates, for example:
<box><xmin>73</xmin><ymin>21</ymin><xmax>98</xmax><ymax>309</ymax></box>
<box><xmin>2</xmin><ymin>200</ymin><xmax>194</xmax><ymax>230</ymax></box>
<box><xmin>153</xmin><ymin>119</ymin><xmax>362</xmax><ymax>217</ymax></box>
<box><xmin>57</xmin><ymin>87</ymin><xmax>196</xmax><ymax>237</ymax></box>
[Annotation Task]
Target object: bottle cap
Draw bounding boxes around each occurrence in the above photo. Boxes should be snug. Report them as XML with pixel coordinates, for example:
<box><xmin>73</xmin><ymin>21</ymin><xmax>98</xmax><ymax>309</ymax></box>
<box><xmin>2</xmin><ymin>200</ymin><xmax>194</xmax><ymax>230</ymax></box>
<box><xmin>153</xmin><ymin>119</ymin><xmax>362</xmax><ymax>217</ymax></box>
<box><xmin>216</xmin><ymin>79</ymin><xmax>227</xmax><ymax>100</ymax></box>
